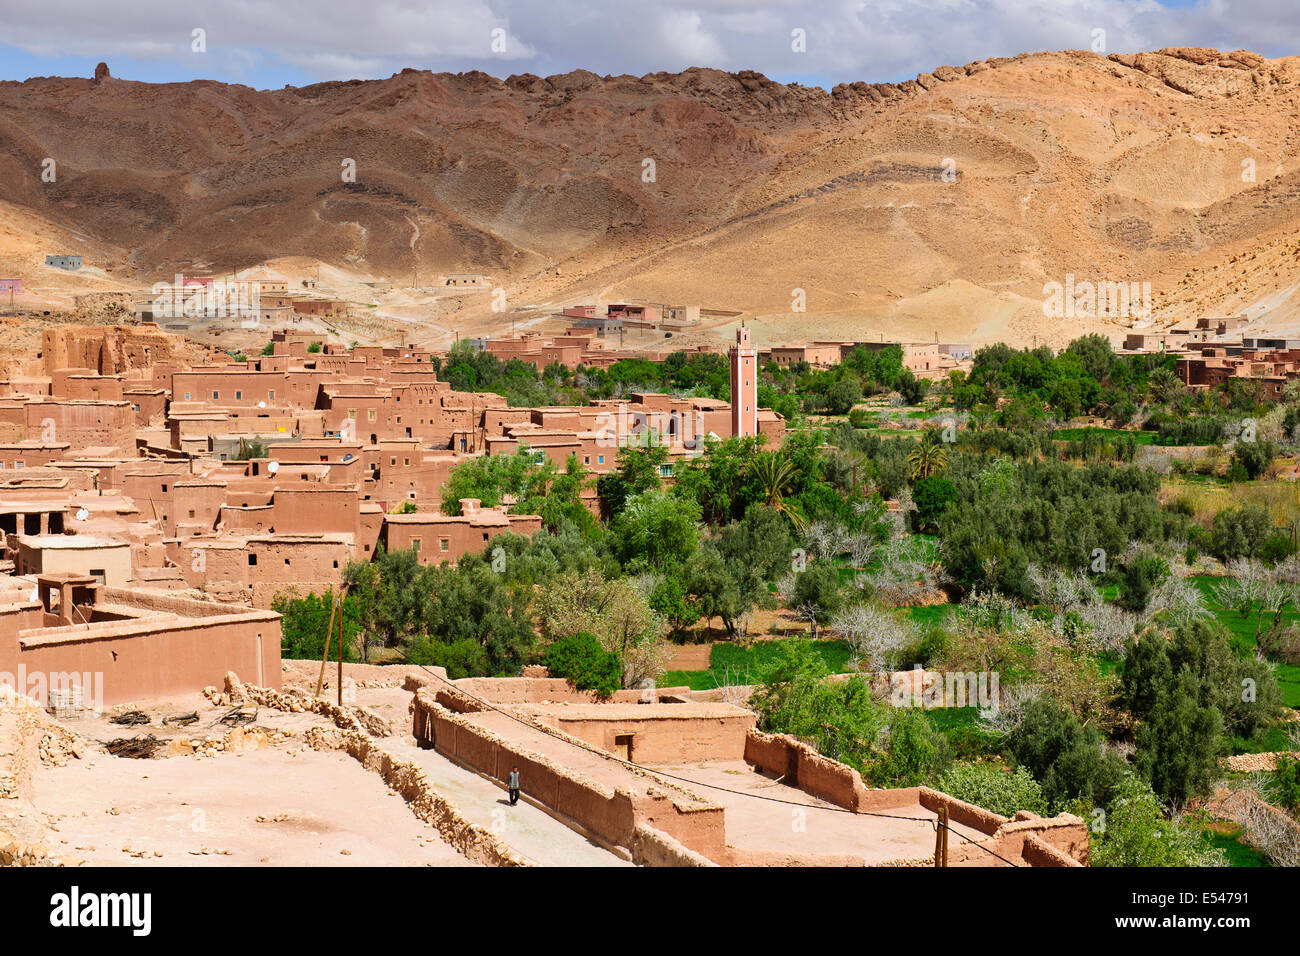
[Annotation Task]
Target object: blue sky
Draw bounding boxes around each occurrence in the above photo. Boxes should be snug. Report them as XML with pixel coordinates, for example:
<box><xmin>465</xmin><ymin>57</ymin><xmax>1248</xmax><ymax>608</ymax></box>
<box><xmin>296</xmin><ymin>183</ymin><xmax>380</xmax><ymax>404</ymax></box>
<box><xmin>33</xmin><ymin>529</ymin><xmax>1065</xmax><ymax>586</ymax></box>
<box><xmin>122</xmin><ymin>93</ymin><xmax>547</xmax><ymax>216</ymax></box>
<box><xmin>0</xmin><ymin>0</ymin><xmax>1290</xmax><ymax>92</ymax></box>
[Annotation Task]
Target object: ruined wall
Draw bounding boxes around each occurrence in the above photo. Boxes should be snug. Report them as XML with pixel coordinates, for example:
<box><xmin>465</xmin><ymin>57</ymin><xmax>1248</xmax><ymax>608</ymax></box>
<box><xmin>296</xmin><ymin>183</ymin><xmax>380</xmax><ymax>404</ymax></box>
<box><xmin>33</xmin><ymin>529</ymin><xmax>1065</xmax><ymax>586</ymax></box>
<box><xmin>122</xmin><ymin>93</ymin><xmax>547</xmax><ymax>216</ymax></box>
<box><xmin>42</xmin><ymin>325</ymin><xmax>186</xmax><ymax>377</ymax></box>
<box><xmin>744</xmin><ymin>730</ymin><xmax>1090</xmax><ymax>866</ymax></box>
<box><xmin>745</xmin><ymin>728</ymin><xmax>874</xmax><ymax>811</ymax></box>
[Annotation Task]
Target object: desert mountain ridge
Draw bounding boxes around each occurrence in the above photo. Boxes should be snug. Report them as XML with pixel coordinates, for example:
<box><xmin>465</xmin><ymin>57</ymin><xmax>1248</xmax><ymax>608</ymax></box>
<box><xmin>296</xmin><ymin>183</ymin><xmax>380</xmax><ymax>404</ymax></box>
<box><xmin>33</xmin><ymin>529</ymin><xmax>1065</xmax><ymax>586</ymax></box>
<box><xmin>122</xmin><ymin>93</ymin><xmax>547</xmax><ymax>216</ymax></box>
<box><xmin>5</xmin><ymin>46</ymin><xmax>1300</xmax><ymax>351</ymax></box>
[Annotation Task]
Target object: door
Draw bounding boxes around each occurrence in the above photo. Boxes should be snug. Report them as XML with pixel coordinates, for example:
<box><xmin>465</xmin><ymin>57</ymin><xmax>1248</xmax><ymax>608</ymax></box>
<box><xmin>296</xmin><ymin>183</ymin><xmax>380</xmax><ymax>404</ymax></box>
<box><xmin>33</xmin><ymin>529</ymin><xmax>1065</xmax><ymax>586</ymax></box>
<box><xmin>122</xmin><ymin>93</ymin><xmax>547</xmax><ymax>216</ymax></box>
<box><xmin>614</xmin><ymin>734</ymin><xmax>634</xmax><ymax>762</ymax></box>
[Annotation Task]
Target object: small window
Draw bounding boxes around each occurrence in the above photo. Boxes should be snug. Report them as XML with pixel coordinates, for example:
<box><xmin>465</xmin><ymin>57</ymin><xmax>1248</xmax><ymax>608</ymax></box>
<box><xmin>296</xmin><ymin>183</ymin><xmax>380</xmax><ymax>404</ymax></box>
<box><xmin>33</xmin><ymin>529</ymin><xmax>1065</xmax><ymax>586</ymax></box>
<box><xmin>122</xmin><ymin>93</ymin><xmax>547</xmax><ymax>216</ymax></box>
<box><xmin>439</xmin><ymin>538</ymin><xmax>449</xmax><ymax>552</ymax></box>
<box><xmin>188</xmin><ymin>509</ymin><xmax>196</xmax><ymax>518</ymax></box>
<box><xmin>412</xmin><ymin>538</ymin><xmax>421</xmax><ymax>554</ymax></box>
<box><xmin>248</xmin><ymin>554</ymin><xmax>257</xmax><ymax>566</ymax></box>
<box><xmin>212</xmin><ymin>391</ymin><xmax>220</xmax><ymax>400</ymax></box>
<box><xmin>235</xmin><ymin>391</ymin><xmax>243</xmax><ymax>400</ymax></box>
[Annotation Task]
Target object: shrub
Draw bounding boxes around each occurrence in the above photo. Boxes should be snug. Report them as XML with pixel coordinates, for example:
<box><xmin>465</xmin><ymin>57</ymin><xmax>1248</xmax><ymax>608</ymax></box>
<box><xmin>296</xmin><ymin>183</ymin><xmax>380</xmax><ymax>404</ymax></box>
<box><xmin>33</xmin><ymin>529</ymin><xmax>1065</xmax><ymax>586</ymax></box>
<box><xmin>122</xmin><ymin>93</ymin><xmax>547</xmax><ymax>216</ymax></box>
<box><xmin>937</xmin><ymin>762</ymin><xmax>1049</xmax><ymax>818</ymax></box>
<box><xmin>1005</xmin><ymin>697</ymin><xmax>1128</xmax><ymax>809</ymax></box>
<box><xmin>1231</xmin><ymin>439</ymin><xmax>1277</xmax><ymax>480</ymax></box>
<box><xmin>1273</xmin><ymin>755</ymin><xmax>1300</xmax><ymax>813</ymax></box>
<box><xmin>1087</xmin><ymin>776</ymin><xmax>1226</xmax><ymax>866</ymax></box>
<box><xmin>1209</xmin><ymin>504</ymin><xmax>1272</xmax><ymax>561</ymax></box>
<box><xmin>543</xmin><ymin>632</ymin><xmax>622</xmax><ymax>698</ymax></box>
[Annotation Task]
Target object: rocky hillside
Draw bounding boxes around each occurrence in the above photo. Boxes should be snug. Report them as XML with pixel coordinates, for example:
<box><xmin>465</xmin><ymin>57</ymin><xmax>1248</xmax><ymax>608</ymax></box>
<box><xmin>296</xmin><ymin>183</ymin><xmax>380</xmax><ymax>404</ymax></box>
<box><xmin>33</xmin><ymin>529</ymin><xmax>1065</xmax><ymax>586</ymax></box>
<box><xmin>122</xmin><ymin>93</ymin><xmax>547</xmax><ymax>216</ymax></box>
<box><xmin>4</xmin><ymin>47</ymin><xmax>1300</xmax><ymax>346</ymax></box>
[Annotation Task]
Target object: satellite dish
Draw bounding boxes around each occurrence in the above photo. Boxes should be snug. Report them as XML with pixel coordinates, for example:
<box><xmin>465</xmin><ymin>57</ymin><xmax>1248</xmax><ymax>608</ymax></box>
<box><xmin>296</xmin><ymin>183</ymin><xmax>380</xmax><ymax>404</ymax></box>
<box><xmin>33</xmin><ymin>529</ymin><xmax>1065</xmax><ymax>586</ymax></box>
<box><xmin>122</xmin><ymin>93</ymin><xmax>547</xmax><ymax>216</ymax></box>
<box><xmin>75</xmin><ymin>508</ymin><xmax>89</xmax><ymax>521</ymax></box>
<box><xmin>267</xmin><ymin>460</ymin><xmax>280</xmax><ymax>474</ymax></box>
<box><xmin>28</xmin><ymin>589</ymin><xmax>38</xmax><ymax>603</ymax></box>
<box><xmin>258</xmin><ymin>400</ymin><xmax>267</xmax><ymax>408</ymax></box>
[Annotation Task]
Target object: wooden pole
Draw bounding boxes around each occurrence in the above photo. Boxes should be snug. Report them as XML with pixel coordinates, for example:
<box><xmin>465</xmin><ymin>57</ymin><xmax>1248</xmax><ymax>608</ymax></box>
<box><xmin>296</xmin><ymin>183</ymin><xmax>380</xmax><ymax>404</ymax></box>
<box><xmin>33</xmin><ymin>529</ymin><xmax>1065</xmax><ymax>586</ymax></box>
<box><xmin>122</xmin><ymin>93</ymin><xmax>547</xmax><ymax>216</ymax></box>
<box><xmin>314</xmin><ymin>592</ymin><xmax>338</xmax><ymax>699</ymax></box>
<box><xmin>337</xmin><ymin>591</ymin><xmax>345</xmax><ymax>707</ymax></box>
<box><xmin>940</xmin><ymin>807</ymin><xmax>949</xmax><ymax>867</ymax></box>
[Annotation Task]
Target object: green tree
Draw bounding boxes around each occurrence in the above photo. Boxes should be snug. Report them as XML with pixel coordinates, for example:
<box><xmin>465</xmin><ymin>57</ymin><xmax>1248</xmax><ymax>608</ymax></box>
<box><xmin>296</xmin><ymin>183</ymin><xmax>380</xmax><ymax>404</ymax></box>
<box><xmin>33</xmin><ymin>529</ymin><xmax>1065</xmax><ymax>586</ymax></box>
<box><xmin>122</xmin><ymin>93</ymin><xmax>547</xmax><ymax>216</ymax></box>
<box><xmin>937</xmin><ymin>762</ymin><xmax>1049</xmax><ymax>817</ymax></box>
<box><xmin>790</xmin><ymin>561</ymin><xmax>842</xmax><ymax>639</ymax></box>
<box><xmin>1134</xmin><ymin>668</ymin><xmax>1223</xmax><ymax>805</ymax></box>
<box><xmin>907</xmin><ymin>439</ymin><xmax>949</xmax><ymax>481</ymax></box>
<box><xmin>232</xmin><ymin>439</ymin><xmax>268</xmax><ymax>460</ymax></box>
<box><xmin>1005</xmin><ymin>697</ymin><xmax>1127</xmax><ymax>809</ymax></box>
<box><xmin>610</xmin><ymin>490</ymin><xmax>700</xmax><ymax>570</ymax></box>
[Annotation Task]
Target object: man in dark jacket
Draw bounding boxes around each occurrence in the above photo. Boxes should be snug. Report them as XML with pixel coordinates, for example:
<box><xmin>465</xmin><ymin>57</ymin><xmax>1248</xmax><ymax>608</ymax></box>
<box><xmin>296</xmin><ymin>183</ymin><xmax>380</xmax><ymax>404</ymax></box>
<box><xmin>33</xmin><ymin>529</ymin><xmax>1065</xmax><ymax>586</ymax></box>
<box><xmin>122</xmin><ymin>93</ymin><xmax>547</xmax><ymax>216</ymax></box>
<box><xmin>507</xmin><ymin>766</ymin><xmax>520</xmax><ymax>805</ymax></box>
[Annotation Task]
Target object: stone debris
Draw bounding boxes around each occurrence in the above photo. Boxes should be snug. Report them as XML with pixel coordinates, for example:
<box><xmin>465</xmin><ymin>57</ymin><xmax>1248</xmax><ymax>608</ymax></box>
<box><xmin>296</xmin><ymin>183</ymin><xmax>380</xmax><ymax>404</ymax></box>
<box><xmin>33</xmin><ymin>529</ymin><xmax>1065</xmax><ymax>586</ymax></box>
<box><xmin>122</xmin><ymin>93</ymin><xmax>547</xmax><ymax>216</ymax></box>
<box><xmin>1223</xmin><ymin>751</ymin><xmax>1300</xmax><ymax>772</ymax></box>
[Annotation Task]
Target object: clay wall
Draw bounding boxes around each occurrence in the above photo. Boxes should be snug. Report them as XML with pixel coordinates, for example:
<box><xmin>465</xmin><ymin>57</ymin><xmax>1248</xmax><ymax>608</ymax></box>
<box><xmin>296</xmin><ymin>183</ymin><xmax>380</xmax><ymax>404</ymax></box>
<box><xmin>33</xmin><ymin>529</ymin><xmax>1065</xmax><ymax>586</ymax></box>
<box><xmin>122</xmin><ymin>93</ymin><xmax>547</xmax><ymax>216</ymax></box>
<box><xmin>411</xmin><ymin>690</ymin><xmax>728</xmax><ymax>861</ymax></box>
<box><xmin>0</xmin><ymin>590</ymin><xmax>281</xmax><ymax>707</ymax></box>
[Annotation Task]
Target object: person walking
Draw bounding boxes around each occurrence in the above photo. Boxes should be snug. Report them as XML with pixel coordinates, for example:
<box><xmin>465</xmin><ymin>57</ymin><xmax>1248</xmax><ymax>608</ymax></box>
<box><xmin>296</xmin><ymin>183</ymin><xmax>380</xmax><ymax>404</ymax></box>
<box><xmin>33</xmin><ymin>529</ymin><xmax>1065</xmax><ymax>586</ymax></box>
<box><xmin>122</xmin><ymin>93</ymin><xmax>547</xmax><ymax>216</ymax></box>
<box><xmin>507</xmin><ymin>765</ymin><xmax>521</xmax><ymax>806</ymax></box>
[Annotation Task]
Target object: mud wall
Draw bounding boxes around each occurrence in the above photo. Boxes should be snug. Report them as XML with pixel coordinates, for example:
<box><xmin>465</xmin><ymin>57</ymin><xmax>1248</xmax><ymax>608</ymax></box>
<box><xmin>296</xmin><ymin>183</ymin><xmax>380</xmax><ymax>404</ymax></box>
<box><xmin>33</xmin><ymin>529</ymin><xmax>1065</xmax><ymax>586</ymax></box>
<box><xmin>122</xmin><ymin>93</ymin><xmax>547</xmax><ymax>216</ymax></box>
<box><xmin>411</xmin><ymin>688</ymin><xmax>727</xmax><ymax>862</ymax></box>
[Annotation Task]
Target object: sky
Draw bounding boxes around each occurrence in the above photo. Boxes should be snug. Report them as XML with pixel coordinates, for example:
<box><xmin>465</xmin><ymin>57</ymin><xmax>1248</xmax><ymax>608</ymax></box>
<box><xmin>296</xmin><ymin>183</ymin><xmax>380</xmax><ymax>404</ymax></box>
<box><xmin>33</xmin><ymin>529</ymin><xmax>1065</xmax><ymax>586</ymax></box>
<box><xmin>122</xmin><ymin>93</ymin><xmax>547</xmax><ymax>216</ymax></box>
<box><xmin>0</xmin><ymin>0</ymin><xmax>1290</xmax><ymax>91</ymax></box>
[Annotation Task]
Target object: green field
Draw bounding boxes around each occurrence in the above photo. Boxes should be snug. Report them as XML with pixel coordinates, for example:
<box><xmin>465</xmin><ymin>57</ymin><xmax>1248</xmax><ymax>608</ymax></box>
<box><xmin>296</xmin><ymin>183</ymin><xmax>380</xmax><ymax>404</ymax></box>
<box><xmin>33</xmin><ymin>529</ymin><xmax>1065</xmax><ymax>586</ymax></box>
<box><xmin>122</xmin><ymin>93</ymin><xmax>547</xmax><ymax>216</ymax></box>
<box><xmin>1193</xmin><ymin>576</ymin><xmax>1300</xmax><ymax>708</ymax></box>
<box><xmin>660</xmin><ymin>638</ymin><xmax>852</xmax><ymax>690</ymax></box>
<box><xmin>1199</xmin><ymin>822</ymin><xmax>1270</xmax><ymax>867</ymax></box>
<box><xmin>1052</xmin><ymin>426</ymin><xmax>1156</xmax><ymax>445</ymax></box>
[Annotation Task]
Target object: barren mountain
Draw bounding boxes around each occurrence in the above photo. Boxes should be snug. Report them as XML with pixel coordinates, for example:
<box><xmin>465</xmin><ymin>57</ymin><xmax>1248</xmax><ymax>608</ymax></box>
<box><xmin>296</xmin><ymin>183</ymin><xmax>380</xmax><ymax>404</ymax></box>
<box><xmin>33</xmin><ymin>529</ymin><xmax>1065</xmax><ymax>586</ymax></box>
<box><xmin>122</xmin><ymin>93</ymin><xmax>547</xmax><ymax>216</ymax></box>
<box><xmin>5</xmin><ymin>47</ymin><xmax>1300</xmax><ymax>348</ymax></box>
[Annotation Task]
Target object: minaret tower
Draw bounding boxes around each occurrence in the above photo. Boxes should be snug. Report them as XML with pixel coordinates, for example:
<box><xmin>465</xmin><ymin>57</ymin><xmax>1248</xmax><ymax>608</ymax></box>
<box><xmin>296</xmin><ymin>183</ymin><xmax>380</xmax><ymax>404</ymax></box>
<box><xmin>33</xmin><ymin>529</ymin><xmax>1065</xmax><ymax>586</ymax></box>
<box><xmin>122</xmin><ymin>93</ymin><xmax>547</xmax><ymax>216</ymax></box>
<box><xmin>729</xmin><ymin>325</ymin><xmax>758</xmax><ymax>437</ymax></box>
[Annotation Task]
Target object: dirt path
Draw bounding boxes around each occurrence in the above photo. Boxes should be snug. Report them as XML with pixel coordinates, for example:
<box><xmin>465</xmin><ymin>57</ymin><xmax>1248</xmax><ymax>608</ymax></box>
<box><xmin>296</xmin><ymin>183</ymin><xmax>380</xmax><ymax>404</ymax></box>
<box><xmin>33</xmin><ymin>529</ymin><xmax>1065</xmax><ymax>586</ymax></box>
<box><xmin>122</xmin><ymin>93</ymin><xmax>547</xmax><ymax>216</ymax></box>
<box><xmin>386</xmin><ymin>736</ymin><xmax>632</xmax><ymax>867</ymax></box>
<box><xmin>34</xmin><ymin>746</ymin><xmax>475</xmax><ymax>867</ymax></box>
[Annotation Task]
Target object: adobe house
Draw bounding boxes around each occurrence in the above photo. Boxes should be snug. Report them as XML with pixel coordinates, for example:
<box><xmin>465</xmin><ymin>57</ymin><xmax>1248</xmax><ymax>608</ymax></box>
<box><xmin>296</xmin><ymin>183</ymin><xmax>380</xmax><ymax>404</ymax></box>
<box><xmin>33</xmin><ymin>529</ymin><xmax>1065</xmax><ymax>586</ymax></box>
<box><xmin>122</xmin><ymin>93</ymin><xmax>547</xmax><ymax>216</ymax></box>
<box><xmin>0</xmin><ymin>441</ymin><xmax>70</xmax><ymax>471</ymax></box>
<box><xmin>440</xmin><ymin>273</ymin><xmax>491</xmax><ymax>288</ymax></box>
<box><xmin>177</xmin><ymin>533</ymin><xmax>352</xmax><ymax>608</ymax></box>
<box><xmin>22</xmin><ymin>401</ymin><xmax>136</xmax><ymax>455</ymax></box>
<box><xmin>765</xmin><ymin>342</ymin><xmax>844</xmax><ymax>368</ymax></box>
<box><xmin>0</xmin><ymin>574</ymin><xmax>280</xmax><ymax>707</ymax></box>
<box><xmin>382</xmin><ymin>499</ymin><xmax>541</xmax><ymax>566</ymax></box>
<box><xmin>14</xmin><ymin>534</ymin><xmax>132</xmax><ymax>586</ymax></box>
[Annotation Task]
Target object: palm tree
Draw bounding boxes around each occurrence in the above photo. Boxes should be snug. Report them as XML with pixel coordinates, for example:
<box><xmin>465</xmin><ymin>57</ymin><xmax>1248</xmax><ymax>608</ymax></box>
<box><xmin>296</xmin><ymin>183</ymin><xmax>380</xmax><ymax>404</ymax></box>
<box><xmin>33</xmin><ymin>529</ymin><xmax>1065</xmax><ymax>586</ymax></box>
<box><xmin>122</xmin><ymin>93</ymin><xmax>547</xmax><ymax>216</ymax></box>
<box><xmin>907</xmin><ymin>439</ymin><xmax>949</xmax><ymax>481</ymax></box>
<box><xmin>749</xmin><ymin>452</ymin><xmax>805</xmax><ymax>531</ymax></box>
<box><xmin>1147</xmin><ymin>367</ymin><xmax>1183</xmax><ymax>406</ymax></box>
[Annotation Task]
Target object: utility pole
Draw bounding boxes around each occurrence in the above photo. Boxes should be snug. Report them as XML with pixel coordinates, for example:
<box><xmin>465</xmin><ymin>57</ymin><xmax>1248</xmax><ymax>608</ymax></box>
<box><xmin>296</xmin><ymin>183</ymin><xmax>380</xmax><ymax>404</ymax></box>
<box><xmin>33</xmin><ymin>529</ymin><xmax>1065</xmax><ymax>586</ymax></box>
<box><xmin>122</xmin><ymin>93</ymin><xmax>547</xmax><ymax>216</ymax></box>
<box><xmin>338</xmin><ymin>590</ymin><xmax>348</xmax><ymax>712</ymax></box>
<box><xmin>934</xmin><ymin>807</ymin><xmax>949</xmax><ymax>867</ymax></box>
<box><xmin>315</xmin><ymin>586</ymin><xmax>349</xmax><ymax>701</ymax></box>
